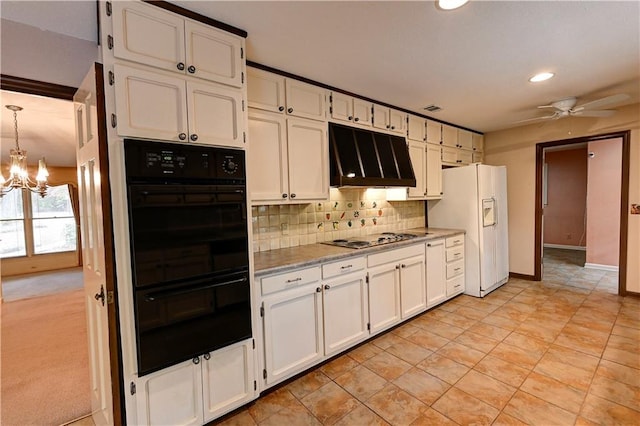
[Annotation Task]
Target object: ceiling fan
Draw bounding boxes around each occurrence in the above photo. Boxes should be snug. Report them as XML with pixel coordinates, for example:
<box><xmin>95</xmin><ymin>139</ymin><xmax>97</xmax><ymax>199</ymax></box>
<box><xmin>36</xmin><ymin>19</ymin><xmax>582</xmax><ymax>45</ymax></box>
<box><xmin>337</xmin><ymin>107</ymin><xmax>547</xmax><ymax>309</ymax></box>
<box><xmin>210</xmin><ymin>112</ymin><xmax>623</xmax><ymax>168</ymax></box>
<box><xmin>515</xmin><ymin>93</ymin><xmax>630</xmax><ymax>123</ymax></box>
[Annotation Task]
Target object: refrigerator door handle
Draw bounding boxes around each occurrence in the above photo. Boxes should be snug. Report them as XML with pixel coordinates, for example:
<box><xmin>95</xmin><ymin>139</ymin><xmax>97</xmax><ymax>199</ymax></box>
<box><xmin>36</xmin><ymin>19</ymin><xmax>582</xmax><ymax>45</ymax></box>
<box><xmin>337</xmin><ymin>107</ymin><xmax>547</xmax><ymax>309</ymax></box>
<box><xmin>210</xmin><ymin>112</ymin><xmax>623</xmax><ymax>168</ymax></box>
<box><xmin>493</xmin><ymin>197</ymin><xmax>497</xmax><ymax>226</ymax></box>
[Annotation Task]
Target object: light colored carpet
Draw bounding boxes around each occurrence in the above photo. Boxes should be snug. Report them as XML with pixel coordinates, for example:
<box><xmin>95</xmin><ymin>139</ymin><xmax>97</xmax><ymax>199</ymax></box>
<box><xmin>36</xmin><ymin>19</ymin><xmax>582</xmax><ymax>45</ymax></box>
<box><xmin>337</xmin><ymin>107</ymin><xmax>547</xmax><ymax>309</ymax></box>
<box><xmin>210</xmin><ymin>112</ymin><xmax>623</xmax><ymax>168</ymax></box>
<box><xmin>2</xmin><ymin>267</ymin><xmax>83</xmax><ymax>302</ymax></box>
<box><xmin>1</xmin><ymin>289</ymin><xmax>91</xmax><ymax>426</ymax></box>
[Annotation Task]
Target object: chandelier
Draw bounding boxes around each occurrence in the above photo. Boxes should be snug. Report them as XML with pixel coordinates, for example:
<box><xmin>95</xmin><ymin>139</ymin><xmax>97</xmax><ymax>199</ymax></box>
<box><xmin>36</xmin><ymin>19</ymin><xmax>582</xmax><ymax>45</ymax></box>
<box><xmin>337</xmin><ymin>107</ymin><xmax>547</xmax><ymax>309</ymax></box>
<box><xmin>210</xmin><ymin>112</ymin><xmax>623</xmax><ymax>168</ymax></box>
<box><xmin>1</xmin><ymin>105</ymin><xmax>48</xmax><ymax>198</ymax></box>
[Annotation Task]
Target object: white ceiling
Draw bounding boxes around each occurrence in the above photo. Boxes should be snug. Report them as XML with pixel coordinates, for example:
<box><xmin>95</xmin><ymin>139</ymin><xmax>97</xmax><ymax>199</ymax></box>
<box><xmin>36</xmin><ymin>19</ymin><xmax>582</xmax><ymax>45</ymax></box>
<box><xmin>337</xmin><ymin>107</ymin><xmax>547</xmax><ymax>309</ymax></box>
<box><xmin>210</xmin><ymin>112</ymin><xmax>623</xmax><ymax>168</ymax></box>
<box><xmin>1</xmin><ymin>0</ymin><xmax>639</xmax><ymax>167</ymax></box>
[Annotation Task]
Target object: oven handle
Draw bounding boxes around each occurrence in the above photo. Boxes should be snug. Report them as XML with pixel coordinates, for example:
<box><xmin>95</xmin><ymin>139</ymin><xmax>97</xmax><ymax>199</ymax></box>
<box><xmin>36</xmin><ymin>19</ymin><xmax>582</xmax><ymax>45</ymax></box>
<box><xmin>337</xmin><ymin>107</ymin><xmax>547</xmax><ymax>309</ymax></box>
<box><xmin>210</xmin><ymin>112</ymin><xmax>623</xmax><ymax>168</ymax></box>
<box><xmin>144</xmin><ymin>277</ymin><xmax>247</xmax><ymax>302</ymax></box>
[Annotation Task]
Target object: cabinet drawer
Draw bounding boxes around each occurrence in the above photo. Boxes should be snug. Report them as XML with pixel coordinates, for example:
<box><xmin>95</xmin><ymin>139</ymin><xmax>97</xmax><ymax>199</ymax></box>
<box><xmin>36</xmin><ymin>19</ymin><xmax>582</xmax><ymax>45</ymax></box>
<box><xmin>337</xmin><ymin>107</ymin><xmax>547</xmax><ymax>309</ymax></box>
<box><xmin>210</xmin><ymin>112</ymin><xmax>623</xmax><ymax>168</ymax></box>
<box><xmin>367</xmin><ymin>243</ymin><xmax>425</xmax><ymax>268</ymax></box>
<box><xmin>446</xmin><ymin>246</ymin><xmax>464</xmax><ymax>262</ymax></box>
<box><xmin>445</xmin><ymin>234</ymin><xmax>464</xmax><ymax>248</ymax></box>
<box><xmin>261</xmin><ymin>267</ymin><xmax>321</xmax><ymax>295</ymax></box>
<box><xmin>322</xmin><ymin>257</ymin><xmax>366</xmax><ymax>279</ymax></box>
<box><xmin>446</xmin><ymin>260</ymin><xmax>464</xmax><ymax>279</ymax></box>
<box><xmin>446</xmin><ymin>275</ymin><xmax>464</xmax><ymax>296</ymax></box>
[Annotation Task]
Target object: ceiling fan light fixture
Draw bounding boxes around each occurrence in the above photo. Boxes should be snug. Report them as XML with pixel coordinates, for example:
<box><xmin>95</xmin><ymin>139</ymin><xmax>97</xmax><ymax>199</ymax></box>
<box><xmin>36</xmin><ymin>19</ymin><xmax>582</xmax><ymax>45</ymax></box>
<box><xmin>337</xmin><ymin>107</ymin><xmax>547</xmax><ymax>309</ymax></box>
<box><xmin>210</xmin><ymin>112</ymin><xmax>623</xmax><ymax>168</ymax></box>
<box><xmin>529</xmin><ymin>72</ymin><xmax>555</xmax><ymax>83</ymax></box>
<box><xmin>437</xmin><ymin>0</ymin><xmax>469</xmax><ymax>11</ymax></box>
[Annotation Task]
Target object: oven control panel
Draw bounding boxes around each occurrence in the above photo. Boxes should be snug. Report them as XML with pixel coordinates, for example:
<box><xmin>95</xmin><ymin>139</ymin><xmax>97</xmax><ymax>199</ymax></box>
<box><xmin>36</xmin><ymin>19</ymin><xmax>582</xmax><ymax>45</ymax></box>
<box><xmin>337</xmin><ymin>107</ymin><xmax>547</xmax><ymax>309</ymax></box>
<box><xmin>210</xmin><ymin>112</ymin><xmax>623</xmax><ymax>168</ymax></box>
<box><xmin>125</xmin><ymin>139</ymin><xmax>245</xmax><ymax>181</ymax></box>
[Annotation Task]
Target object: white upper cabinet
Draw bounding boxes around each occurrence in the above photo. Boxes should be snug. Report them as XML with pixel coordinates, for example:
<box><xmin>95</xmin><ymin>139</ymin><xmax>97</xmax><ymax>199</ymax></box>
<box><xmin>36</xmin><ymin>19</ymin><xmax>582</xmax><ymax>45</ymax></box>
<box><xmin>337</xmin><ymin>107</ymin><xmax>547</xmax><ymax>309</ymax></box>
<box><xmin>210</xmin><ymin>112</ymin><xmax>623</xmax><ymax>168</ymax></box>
<box><xmin>247</xmin><ymin>111</ymin><xmax>288</xmax><ymax>201</ymax></box>
<box><xmin>329</xmin><ymin>92</ymin><xmax>372</xmax><ymax>126</ymax></box>
<box><xmin>407</xmin><ymin>115</ymin><xmax>426</xmax><ymax>142</ymax></box>
<box><xmin>112</xmin><ymin>1</ymin><xmax>244</xmax><ymax>87</ymax></box>
<box><xmin>114</xmin><ymin>64</ymin><xmax>244</xmax><ymax>148</ymax></box>
<box><xmin>372</xmin><ymin>104</ymin><xmax>406</xmax><ymax>135</ymax></box>
<box><xmin>387</xmin><ymin>141</ymin><xmax>442</xmax><ymax>201</ymax></box>
<box><xmin>247</xmin><ymin>68</ymin><xmax>326</xmax><ymax>121</ymax></box>
<box><xmin>286</xmin><ymin>118</ymin><xmax>328</xmax><ymax>201</ymax></box>
<box><xmin>407</xmin><ymin>141</ymin><xmax>426</xmax><ymax>198</ymax></box>
<box><xmin>425</xmin><ymin>119</ymin><xmax>442</xmax><ymax>145</ymax></box>
<box><xmin>472</xmin><ymin>133</ymin><xmax>484</xmax><ymax>152</ymax></box>
<box><xmin>425</xmin><ymin>143</ymin><xmax>443</xmax><ymax>197</ymax></box>
<box><xmin>458</xmin><ymin>129</ymin><xmax>473</xmax><ymax>150</ymax></box>
<box><xmin>441</xmin><ymin>124</ymin><xmax>458</xmax><ymax>148</ymax></box>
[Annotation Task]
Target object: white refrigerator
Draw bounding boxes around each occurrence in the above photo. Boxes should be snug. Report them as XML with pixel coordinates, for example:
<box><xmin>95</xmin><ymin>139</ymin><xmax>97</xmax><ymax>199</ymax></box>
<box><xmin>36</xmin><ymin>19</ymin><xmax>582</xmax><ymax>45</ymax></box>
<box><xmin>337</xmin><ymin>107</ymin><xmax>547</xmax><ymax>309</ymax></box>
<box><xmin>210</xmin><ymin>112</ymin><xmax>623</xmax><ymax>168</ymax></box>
<box><xmin>428</xmin><ymin>164</ymin><xmax>509</xmax><ymax>297</ymax></box>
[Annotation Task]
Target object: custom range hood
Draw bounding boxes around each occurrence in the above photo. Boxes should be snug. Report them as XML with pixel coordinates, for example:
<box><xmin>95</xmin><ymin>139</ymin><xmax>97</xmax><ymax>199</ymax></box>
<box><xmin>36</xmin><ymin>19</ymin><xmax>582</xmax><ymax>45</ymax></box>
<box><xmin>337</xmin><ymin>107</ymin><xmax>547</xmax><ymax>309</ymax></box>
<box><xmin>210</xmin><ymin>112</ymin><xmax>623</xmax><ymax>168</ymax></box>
<box><xmin>329</xmin><ymin>123</ymin><xmax>416</xmax><ymax>187</ymax></box>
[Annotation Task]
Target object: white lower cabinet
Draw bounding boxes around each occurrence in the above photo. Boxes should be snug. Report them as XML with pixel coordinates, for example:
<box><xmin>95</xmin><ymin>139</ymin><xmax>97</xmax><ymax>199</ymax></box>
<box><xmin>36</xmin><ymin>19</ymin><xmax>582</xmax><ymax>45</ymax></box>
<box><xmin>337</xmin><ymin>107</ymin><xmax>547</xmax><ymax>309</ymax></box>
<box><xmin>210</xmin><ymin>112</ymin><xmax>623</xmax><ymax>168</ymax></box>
<box><xmin>426</xmin><ymin>239</ymin><xmax>447</xmax><ymax>307</ymax></box>
<box><xmin>367</xmin><ymin>263</ymin><xmax>401</xmax><ymax>334</ymax></box>
<box><xmin>400</xmin><ymin>255</ymin><xmax>427</xmax><ymax>318</ymax></box>
<box><xmin>134</xmin><ymin>339</ymin><xmax>255</xmax><ymax>426</ymax></box>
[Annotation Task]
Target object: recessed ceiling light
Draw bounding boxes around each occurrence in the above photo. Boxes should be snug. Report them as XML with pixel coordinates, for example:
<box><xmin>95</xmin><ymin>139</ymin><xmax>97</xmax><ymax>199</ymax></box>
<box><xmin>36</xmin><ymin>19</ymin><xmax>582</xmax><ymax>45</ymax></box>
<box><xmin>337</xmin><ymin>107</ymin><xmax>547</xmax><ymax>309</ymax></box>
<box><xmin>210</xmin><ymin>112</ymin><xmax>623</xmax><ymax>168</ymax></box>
<box><xmin>437</xmin><ymin>0</ymin><xmax>470</xmax><ymax>10</ymax></box>
<box><xmin>529</xmin><ymin>72</ymin><xmax>555</xmax><ymax>83</ymax></box>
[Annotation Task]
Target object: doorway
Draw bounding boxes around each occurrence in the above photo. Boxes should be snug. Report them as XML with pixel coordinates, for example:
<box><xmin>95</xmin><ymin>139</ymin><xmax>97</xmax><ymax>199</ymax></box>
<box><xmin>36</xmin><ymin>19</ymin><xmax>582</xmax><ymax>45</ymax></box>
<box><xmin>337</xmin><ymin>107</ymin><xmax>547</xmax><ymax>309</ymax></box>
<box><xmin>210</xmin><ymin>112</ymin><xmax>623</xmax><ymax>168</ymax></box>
<box><xmin>534</xmin><ymin>131</ymin><xmax>631</xmax><ymax>294</ymax></box>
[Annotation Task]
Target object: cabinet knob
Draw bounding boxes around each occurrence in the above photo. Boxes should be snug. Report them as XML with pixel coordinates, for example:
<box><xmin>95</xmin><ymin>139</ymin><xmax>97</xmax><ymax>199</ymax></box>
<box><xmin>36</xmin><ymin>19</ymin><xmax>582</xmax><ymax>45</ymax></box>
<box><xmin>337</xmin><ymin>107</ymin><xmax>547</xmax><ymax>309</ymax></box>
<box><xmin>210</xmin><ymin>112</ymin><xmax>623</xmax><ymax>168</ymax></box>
<box><xmin>287</xmin><ymin>107</ymin><xmax>293</xmax><ymax>113</ymax></box>
<box><xmin>348</xmin><ymin>116</ymin><xmax>353</xmax><ymax>121</ymax></box>
<box><xmin>316</xmin><ymin>287</ymin><xmax>322</xmax><ymax>293</ymax></box>
<box><xmin>203</xmin><ymin>352</ymin><xmax>211</xmax><ymax>361</ymax></box>
<box><xmin>391</xmin><ymin>126</ymin><xmax>395</xmax><ymax>130</ymax></box>
<box><xmin>178</xmin><ymin>133</ymin><xmax>187</xmax><ymax>140</ymax></box>
<box><xmin>324</xmin><ymin>284</ymin><xmax>331</xmax><ymax>290</ymax></box>
<box><xmin>395</xmin><ymin>265</ymin><xmax>400</xmax><ymax>270</ymax></box>
<box><xmin>386</xmin><ymin>125</ymin><xmax>390</xmax><ymax>129</ymax></box>
<box><xmin>354</xmin><ymin>117</ymin><xmax>360</xmax><ymax>122</ymax></box>
<box><xmin>290</xmin><ymin>193</ymin><xmax>296</xmax><ymax>199</ymax></box>
<box><xmin>187</xmin><ymin>65</ymin><xmax>196</xmax><ymax>74</ymax></box>
<box><xmin>190</xmin><ymin>134</ymin><xmax>198</xmax><ymax>142</ymax></box>
<box><xmin>176</xmin><ymin>62</ymin><xmax>185</xmax><ymax>71</ymax></box>
<box><xmin>427</xmin><ymin>243</ymin><xmax>432</xmax><ymax>247</ymax></box>
<box><xmin>282</xmin><ymin>193</ymin><xmax>288</xmax><ymax>198</ymax></box>
<box><xmin>401</xmin><ymin>264</ymin><xmax>406</xmax><ymax>268</ymax></box>
<box><xmin>440</xmin><ymin>141</ymin><xmax>443</xmax><ymax>145</ymax></box>
<box><xmin>192</xmin><ymin>356</ymin><xmax>200</xmax><ymax>365</ymax></box>
<box><xmin>279</xmin><ymin>106</ymin><xmax>285</xmax><ymax>112</ymax></box>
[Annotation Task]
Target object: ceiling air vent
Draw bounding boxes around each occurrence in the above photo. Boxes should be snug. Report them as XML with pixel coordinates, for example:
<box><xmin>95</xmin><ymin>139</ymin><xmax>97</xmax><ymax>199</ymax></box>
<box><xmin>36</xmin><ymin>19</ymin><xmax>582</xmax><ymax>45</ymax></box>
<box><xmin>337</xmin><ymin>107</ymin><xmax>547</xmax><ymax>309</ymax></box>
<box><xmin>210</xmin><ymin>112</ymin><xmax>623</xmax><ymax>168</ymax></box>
<box><xmin>423</xmin><ymin>104</ymin><xmax>442</xmax><ymax>112</ymax></box>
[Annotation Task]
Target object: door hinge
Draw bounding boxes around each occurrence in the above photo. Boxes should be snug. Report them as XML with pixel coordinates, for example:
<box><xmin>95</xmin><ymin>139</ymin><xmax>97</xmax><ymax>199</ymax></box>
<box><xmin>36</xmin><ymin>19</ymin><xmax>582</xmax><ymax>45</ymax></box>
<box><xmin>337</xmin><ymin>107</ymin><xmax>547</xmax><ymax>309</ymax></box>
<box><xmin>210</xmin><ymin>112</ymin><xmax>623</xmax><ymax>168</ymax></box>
<box><xmin>242</xmin><ymin>99</ymin><xmax>245</xmax><ymax>111</ymax></box>
<box><xmin>241</xmin><ymin>72</ymin><xmax>245</xmax><ymax>84</ymax></box>
<box><xmin>243</xmin><ymin>132</ymin><xmax>246</xmax><ymax>143</ymax></box>
<box><xmin>111</xmin><ymin>113</ymin><xmax>117</xmax><ymax>128</ymax></box>
<box><xmin>252</xmin><ymin>339</ymin><xmax>255</xmax><ymax>349</ymax></box>
<box><xmin>108</xmin><ymin>71</ymin><xmax>114</xmax><ymax>86</ymax></box>
<box><xmin>329</xmin><ymin>95</ymin><xmax>332</xmax><ymax>103</ymax></box>
<box><xmin>106</xmin><ymin>1</ymin><xmax>112</xmax><ymax>16</ymax></box>
<box><xmin>106</xmin><ymin>291</ymin><xmax>115</xmax><ymax>305</ymax></box>
<box><xmin>260</xmin><ymin>305</ymin><xmax>264</xmax><ymax>317</ymax></box>
<box><xmin>329</xmin><ymin>106</ymin><xmax>333</xmax><ymax>114</ymax></box>
<box><xmin>365</xmin><ymin>274</ymin><xmax>369</xmax><ymax>284</ymax></box>
<box><xmin>241</xmin><ymin>47</ymin><xmax>244</xmax><ymax>59</ymax></box>
<box><xmin>107</xmin><ymin>35</ymin><xmax>114</xmax><ymax>50</ymax></box>
<box><xmin>254</xmin><ymin>380</ymin><xmax>257</xmax><ymax>391</ymax></box>
<box><xmin>130</xmin><ymin>382</ymin><xmax>136</xmax><ymax>395</ymax></box>
<box><xmin>263</xmin><ymin>369</ymin><xmax>267</xmax><ymax>379</ymax></box>
<box><xmin>367</xmin><ymin>322</ymin><xmax>371</xmax><ymax>331</ymax></box>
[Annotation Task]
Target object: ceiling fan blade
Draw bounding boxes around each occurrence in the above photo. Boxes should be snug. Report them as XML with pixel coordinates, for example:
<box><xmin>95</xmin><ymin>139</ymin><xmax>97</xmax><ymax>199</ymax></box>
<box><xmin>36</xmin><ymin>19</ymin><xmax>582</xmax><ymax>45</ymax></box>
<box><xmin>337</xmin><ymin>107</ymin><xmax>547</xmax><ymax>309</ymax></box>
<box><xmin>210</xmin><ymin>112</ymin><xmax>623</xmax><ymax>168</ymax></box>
<box><xmin>537</xmin><ymin>105</ymin><xmax>556</xmax><ymax>109</ymax></box>
<box><xmin>572</xmin><ymin>109</ymin><xmax>616</xmax><ymax>118</ymax></box>
<box><xmin>572</xmin><ymin>94</ymin><xmax>630</xmax><ymax>112</ymax></box>
<box><xmin>513</xmin><ymin>115</ymin><xmax>557</xmax><ymax>124</ymax></box>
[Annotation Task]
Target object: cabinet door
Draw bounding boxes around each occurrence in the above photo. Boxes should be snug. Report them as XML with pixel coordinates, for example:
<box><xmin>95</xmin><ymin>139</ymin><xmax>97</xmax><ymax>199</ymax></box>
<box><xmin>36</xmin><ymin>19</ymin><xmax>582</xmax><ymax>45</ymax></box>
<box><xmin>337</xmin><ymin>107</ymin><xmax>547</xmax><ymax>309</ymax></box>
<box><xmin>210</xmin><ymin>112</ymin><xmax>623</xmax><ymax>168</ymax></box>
<box><xmin>473</xmin><ymin>152</ymin><xmax>484</xmax><ymax>163</ymax></box>
<box><xmin>441</xmin><ymin>146</ymin><xmax>458</xmax><ymax>165</ymax></box>
<box><xmin>187</xmin><ymin>80</ymin><xmax>244</xmax><ymax>148</ymax></box>
<box><xmin>426</xmin><ymin>240</ymin><xmax>447</xmax><ymax>307</ymax></box>
<box><xmin>184</xmin><ymin>21</ymin><xmax>244</xmax><ymax>87</ymax></box>
<box><xmin>202</xmin><ymin>340</ymin><xmax>255</xmax><ymax>423</ymax></box>
<box><xmin>441</xmin><ymin>124</ymin><xmax>458</xmax><ymax>148</ymax></box>
<box><xmin>112</xmin><ymin>1</ymin><xmax>186</xmax><ymax>74</ymax></box>
<box><xmin>323</xmin><ymin>273</ymin><xmax>369</xmax><ymax>356</ymax></box>
<box><xmin>330</xmin><ymin>92</ymin><xmax>352</xmax><ymax>123</ymax></box>
<box><xmin>372</xmin><ymin>104</ymin><xmax>390</xmax><ymax>131</ymax></box>
<box><xmin>407</xmin><ymin>141</ymin><xmax>426</xmax><ymax>199</ymax></box>
<box><xmin>399</xmin><ymin>255</ymin><xmax>426</xmax><ymax>319</ymax></box>
<box><xmin>136</xmin><ymin>360</ymin><xmax>203</xmax><ymax>426</ymax></box>
<box><xmin>287</xmin><ymin>118</ymin><xmax>328</xmax><ymax>201</ymax></box>
<box><xmin>458</xmin><ymin>129</ymin><xmax>473</xmax><ymax>150</ymax></box>
<box><xmin>247</xmin><ymin>68</ymin><xmax>286</xmax><ymax>113</ymax></box>
<box><xmin>367</xmin><ymin>264</ymin><xmax>401</xmax><ymax>334</ymax></box>
<box><xmin>458</xmin><ymin>150</ymin><xmax>473</xmax><ymax>165</ymax></box>
<box><xmin>248</xmin><ymin>111</ymin><xmax>289</xmax><ymax>202</ymax></box>
<box><xmin>389</xmin><ymin>109</ymin><xmax>407</xmax><ymax>135</ymax></box>
<box><xmin>407</xmin><ymin>115</ymin><xmax>426</xmax><ymax>142</ymax></box>
<box><xmin>114</xmin><ymin>64</ymin><xmax>188</xmax><ymax>141</ymax></box>
<box><xmin>286</xmin><ymin>80</ymin><xmax>326</xmax><ymax>121</ymax></box>
<box><xmin>425</xmin><ymin>143</ymin><xmax>443</xmax><ymax>198</ymax></box>
<box><xmin>425</xmin><ymin>119</ymin><xmax>441</xmax><ymax>145</ymax></box>
<box><xmin>472</xmin><ymin>133</ymin><xmax>484</xmax><ymax>152</ymax></box>
<box><xmin>263</xmin><ymin>284</ymin><xmax>324</xmax><ymax>386</ymax></box>
<box><xmin>352</xmin><ymin>99</ymin><xmax>372</xmax><ymax>126</ymax></box>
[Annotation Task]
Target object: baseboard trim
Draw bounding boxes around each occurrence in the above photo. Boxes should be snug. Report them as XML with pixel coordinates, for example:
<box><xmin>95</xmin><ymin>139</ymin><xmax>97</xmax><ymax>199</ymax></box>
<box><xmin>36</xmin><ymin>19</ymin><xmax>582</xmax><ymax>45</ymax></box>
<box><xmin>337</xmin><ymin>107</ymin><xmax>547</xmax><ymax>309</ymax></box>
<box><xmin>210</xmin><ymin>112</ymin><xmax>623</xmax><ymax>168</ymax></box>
<box><xmin>625</xmin><ymin>290</ymin><xmax>640</xmax><ymax>298</ymax></box>
<box><xmin>584</xmin><ymin>263</ymin><xmax>619</xmax><ymax>272</ymax></box>
<box><xmin>543</xmin><ymin>243</ymin><xmax>586</xmax><ymax>251</ymax></box>
<box><xmin>509</xmin><ymin>272</ymin><xmax>536</xmax><ymax>281</ymax></box>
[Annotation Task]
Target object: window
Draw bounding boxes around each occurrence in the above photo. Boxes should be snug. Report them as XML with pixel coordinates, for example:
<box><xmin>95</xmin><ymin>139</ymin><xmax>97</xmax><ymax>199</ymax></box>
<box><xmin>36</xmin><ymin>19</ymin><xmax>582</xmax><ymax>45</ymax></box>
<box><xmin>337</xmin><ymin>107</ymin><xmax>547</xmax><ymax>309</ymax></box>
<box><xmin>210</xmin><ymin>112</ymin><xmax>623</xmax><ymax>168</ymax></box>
<box><xmin>0</xmin><ymin>185</ymin><xmax>77</xmax><ymax>258</ymax></box>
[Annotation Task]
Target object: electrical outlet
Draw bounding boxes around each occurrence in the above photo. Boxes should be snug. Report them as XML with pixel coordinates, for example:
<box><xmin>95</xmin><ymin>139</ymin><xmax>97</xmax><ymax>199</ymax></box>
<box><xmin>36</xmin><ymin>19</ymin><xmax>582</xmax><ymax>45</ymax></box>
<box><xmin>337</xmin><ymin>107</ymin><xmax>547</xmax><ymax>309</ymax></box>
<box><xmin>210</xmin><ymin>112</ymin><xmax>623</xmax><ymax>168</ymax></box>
<box><xmin>281</xmin><ymin>223</ymin><xmax>289</xmax><ymax>235</ymax></box>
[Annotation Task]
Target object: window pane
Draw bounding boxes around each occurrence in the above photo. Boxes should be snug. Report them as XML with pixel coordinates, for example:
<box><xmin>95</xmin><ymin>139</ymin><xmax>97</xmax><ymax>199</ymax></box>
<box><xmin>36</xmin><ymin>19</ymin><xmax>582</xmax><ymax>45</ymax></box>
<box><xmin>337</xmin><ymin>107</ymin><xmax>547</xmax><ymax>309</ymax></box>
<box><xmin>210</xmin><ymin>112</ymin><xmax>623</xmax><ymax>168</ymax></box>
<box><xmin>33</xmin><ymin>217</ymin><xmax>77</xmax><ymax>254</ymax></box>
<box><xmin>31</xmin><ymin>185</ymin><xmax>74</xmax><ymax>219</ymax></box>
<box><xmin>0</xmin><ymin>219</ymin><xmax>26</xmax><ymax>257</ymax></box>
<box><xmin>0</xmin><ymin>189</ymin><xmax>25</xmax><ymax>220</ymax></box>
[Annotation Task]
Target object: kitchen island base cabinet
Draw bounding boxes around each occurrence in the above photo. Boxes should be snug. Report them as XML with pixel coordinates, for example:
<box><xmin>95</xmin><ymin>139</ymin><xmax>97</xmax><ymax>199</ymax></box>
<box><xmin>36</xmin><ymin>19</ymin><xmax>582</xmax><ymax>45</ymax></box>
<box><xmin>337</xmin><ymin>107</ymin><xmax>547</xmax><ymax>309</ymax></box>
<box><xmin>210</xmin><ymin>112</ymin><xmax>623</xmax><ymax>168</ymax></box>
<box><xmin>134</xmin><ymin>339</ymin><xmax>255</xmax><ymax>426</ymax></box>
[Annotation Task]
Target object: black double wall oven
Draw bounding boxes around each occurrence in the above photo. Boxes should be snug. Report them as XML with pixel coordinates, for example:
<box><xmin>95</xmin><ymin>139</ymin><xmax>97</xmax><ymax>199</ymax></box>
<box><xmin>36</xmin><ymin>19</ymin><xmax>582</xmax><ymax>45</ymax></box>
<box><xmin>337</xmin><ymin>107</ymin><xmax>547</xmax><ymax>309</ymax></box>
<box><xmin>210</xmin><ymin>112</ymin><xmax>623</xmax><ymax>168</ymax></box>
<box><xmin>124</xmin><ymin>139</ymin><xmax>251</xmax><ymax>376</ymax></box>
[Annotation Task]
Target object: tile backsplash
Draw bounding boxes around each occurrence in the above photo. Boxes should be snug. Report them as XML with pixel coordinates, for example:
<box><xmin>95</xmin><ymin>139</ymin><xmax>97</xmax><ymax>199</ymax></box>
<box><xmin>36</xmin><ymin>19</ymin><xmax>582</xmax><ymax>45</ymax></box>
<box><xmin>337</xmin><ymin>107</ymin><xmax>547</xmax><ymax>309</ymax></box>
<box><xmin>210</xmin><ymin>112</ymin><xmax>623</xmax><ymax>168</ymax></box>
<box><xmin>251</xmin><ymin>188</ymin><xmax>425</xmax><ymax>252</ymax></box>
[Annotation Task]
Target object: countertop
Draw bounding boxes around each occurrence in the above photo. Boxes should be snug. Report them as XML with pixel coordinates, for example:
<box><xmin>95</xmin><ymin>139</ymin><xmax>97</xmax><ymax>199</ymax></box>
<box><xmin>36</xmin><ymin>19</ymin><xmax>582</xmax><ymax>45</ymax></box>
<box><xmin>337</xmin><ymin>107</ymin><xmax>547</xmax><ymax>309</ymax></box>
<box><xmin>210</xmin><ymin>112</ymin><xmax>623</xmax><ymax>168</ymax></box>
<box><xmin>253</xmin><ymin>227</ymin><xmax>465</xmax><ymax>277</ymax></box>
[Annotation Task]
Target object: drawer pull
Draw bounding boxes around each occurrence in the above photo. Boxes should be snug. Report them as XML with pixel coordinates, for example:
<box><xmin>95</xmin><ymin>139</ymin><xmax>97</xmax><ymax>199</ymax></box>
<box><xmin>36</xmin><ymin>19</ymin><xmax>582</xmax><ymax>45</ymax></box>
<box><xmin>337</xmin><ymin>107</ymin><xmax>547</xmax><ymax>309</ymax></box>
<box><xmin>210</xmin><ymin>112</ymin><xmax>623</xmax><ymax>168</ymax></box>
<box><xmin>340</xmin><ymin>265</ymin><xmax>353</xmax><ymax>270</ymax></box>
<box><xmin>453</xmin><ymin>240</ymin><xmax>461</xmax><ymax>244</ymax></box>
<box><xmin>455</xmin><ymin>252</ymin><xmax>461</xmax><ymax>256</ymax></box>
<box><xmin>324</xmin><ymin>284</ymin><xmax>331</xmax><ymax>290</ymax></box>
<box><xmin>454</xmin><ymin>267</ymin><xmax>461</xmax><ymax>271</ymax></box>
<box><xmin>286</xmin><ymin>277</ymin><xmax>302</xmax><ymax>283</ymax></box>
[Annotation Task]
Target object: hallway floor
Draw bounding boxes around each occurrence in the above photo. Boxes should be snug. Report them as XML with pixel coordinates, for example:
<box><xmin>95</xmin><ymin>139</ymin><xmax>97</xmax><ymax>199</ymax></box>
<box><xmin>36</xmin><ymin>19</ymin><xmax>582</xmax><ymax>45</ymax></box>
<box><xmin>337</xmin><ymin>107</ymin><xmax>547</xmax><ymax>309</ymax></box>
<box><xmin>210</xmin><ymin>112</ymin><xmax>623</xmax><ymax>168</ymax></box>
<box><xmin>543</xmin><ymin>247</ymin><xmax>618</xmax><ymax>293</ymax></box>
<box><xmin>217</xmin><ymin>276</ymin><xmax>639</xmax><ymax>425</ymax></box>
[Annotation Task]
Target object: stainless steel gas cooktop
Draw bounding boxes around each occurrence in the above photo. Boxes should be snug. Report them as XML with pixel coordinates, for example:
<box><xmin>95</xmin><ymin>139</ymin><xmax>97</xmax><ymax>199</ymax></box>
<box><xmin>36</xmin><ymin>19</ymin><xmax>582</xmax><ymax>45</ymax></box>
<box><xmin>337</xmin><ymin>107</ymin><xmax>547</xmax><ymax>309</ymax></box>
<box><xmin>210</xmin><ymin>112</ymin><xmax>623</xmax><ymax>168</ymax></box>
<box><xmin>322</xmin><ymin>232</ymin><xmax>418</xmax><ymax>249</ymax></box>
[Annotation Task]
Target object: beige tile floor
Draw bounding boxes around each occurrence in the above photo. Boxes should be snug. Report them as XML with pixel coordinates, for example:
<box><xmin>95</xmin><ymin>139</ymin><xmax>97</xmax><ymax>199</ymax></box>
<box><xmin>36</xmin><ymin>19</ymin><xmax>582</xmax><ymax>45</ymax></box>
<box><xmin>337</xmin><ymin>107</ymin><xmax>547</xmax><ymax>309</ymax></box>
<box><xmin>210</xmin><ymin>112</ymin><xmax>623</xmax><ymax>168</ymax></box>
<box><xmin>216</xmin><ymin>249</ymin><xmax>640</xmax><ymax>425</ymax></box>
